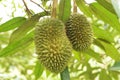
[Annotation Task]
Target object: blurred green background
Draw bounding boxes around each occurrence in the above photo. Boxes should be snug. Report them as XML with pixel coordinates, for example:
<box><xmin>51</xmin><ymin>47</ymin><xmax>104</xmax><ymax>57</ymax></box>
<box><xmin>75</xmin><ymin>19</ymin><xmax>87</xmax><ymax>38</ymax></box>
<box><xmin>0</xmin><ymin>0</ymin><xmax>120</xmax><ymax>80</ymax></box>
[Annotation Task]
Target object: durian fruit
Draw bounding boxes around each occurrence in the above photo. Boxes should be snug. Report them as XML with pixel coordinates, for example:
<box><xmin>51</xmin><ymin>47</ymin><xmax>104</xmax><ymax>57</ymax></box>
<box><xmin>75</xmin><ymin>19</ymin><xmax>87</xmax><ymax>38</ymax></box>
<box><xmin>34</xmin><ymin>18</ymin><xmax>72</xmax><ymax>73</ymax></box>
<box><xmin>65</xmin><ymin>13</ymin><xmax>93</xmax><ymax>51</ymax></box>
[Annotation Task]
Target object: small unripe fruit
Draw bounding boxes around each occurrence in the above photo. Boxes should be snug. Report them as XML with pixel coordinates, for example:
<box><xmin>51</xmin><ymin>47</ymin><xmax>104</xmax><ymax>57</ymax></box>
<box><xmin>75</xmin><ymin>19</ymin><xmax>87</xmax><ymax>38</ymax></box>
<box><xmin>65</xmin><ymin>13</ymin><xmax>93</xmax><ymax>51</ymax></box>
<box><xmin>34</xmin><ymin>18</ymin><xmax>72</xmax><ymax>73</ymax></box>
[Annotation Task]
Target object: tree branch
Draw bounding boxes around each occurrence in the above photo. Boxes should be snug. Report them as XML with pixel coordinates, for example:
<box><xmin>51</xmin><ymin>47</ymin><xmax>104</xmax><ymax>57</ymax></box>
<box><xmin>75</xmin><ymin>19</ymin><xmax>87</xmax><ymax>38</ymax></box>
<box><xmin>22</xmin><ymin>0</ymin><xmax>32</xmax><ymax>17</ymax></box>
<box><xmin>30</xmin><ymin>0</ymin><xmax>48</xmax><ymax>13</ymax></box>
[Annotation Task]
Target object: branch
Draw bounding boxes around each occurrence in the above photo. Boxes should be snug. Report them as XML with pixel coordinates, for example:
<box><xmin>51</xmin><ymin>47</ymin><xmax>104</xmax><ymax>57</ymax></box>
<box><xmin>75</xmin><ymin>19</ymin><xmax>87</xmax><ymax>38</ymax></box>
<box><xmin>22</xmin><ymin>0</ymin><xmax>32</xmax><ymax>17</ymax></box>
<box><xmin>30</xmin><ymin>0</ymin><xmax>48</xmax><ymax>13</ymax></box>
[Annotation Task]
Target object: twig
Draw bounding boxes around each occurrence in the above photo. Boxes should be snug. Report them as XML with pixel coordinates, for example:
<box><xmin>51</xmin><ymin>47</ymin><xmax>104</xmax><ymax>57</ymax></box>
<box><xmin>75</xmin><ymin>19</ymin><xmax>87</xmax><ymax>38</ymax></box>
<box><xmin>30</xmin><ymin>0</ymin><xmax>48</xmax><ymax>13</ymax></box>
<box><xmin>22</xmin><ymin>0</ymin><xmax>32</xmax><ymax>17</ymax></box>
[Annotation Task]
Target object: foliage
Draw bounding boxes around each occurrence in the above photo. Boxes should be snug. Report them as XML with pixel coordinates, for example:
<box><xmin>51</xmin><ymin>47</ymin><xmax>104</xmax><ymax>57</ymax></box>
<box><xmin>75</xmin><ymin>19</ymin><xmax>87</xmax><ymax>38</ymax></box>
<box><xmin>0</xmin><ymin>0</ymin><xmax>120</xmax><ymax>80</ymax></box>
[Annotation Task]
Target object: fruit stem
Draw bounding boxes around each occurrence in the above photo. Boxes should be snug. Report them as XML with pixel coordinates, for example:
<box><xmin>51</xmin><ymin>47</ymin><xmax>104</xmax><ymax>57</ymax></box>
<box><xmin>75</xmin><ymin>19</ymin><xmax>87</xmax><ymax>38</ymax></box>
<box><xmin>60</xmin><ymin>67</ymin><xmax>70</xmax><ymax>80</ymax></box>
<box><xmin>51</xmin><ymin>0</ymin><xmax>58</xmax><ymax>18</ymax></box>
<box><xmin>73</xmin><ymin>0</ymin><xmax>77</xmax><ymax>13</ymax></box>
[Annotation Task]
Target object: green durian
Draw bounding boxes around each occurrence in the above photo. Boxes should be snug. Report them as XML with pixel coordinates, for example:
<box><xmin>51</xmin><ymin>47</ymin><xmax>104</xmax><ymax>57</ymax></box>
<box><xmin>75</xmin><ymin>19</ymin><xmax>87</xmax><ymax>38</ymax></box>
<box><xmin>65</xmin><ymin>13</ymin><xmax>93</xmax><ymax>51</ymax></box>
<box><xmin>34</xmin><ymin>18</ymin><xmax>72</xmax><ymax>73</ymax></box>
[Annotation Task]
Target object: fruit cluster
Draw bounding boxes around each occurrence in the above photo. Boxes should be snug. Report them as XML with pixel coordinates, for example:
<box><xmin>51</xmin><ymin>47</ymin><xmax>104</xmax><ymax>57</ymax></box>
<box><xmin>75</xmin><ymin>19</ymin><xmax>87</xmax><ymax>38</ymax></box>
<box><xmin>34</xmin><ymin>13</ymin><xmax>93</xmax><ymax>73</ymax></box>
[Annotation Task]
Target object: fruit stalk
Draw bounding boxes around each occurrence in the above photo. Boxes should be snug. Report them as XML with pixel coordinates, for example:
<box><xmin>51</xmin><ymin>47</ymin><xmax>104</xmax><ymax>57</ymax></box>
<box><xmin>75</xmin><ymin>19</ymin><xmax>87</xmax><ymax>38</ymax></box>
<box><xmin>59</xmin><ymin>0</ymin><xmax>71</xmax><ymax>80</ymax></box>
<box><xmin>51</xmin><ymin>0</ymin><xmax>58</xmax><ymax>18</ymax></box>
<box><xmin>73</xmin><ymin>0</ymin><xmax>77</xmax><ymax>13</ymax></box>
<box><xmin>60</xmin><ymin>67</ymin><xmax>70</xmax><ymax>80</ymax></box>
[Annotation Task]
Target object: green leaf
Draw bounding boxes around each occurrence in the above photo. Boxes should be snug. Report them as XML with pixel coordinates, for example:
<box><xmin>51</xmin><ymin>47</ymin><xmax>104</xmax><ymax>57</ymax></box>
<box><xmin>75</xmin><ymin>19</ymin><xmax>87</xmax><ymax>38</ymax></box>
<box><xmin>96</xmin><ymin>0</ymin><xmax>116</xmax><ymax>15</ymax></box>
<box><xmin>60</xmin><ymin>67</ymin><xmax>70</xmax><ymax>80</ymax></box>
<box><xmin>9</xmin><ymin>11</ymin><xmax>49</xmax><ymax>43</ymax></box>
<box><xmin>93</xmin><ymin>26</ymin><xmax>114</xmax><ymax>43</ymax></box>
<box><xmin>99</xmin><ymin>69</ymin><xmax>112</xmax><ymax>80</ymax></box>
<box><xmin>93</xmin><ymin>39</ymin><xmax>105</xmax><ymax>50</ymax></box>
<box><xmin>109</xmin><ymin>71</ymin><xmax>119</xmax><ymax>80</ymax></box>
<box><xmin>110</xmin><ymin>62</ymin><xmax>120</xmax><ymax>71</ymax></box>
<box><xmin>76</xmin><ymin>0</ymin><xmax>92</xmax><ymax>17</ymax></box>
<box><xmin>34</xmin><ymin>60</ymin><xmax>44</xmax><ymax>80</ymax></box>
<box><xmin>89</xmin><ymin>3</ymin><xmax>120</xmax><ymax>33</ymax></box>
<box><xmin>41</xmin><ymin>0</ymin><xmax>49</xmax><ymax>6</ymax></box>
<box><xmin>84</xmin><ymin>49</ymin><xmax>102</xmax><ymax>62</ymax></box>
<box><xmin>72</xmin><ymin>50</ymin><xmax>81</xmax><ymax>61</ymax></box>
<box><xmin>0</xmin><ymin>31</ymin><xmax>34</xmax><ymax>57</ymax></box>
<box><xmin>58</xmin><ymin>0</ymin><xmax>71</xmax><ymax>22</ymax></box>
<box><xmin>0</xmin><ymin>17</ymin><xmax>26</xmax><ymax>32</ymax></box>
<box><xmin>99</xmin><ymin>40</ymin><xmax>120</xmax><ymax>61</ymax></box>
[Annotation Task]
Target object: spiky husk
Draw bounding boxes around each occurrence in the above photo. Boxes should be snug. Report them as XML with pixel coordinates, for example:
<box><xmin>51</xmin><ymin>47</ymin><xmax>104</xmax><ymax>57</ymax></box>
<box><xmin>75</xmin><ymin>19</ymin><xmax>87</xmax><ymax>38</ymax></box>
<box><xmin>34</xmin><ymin>18</ymin><xmax>72</xmax><ymax>73</ymax></box>
<box><xmin>65</xmin><ymin>13</ymin><xmax>93</xmax><ymax>51</ymax></box>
